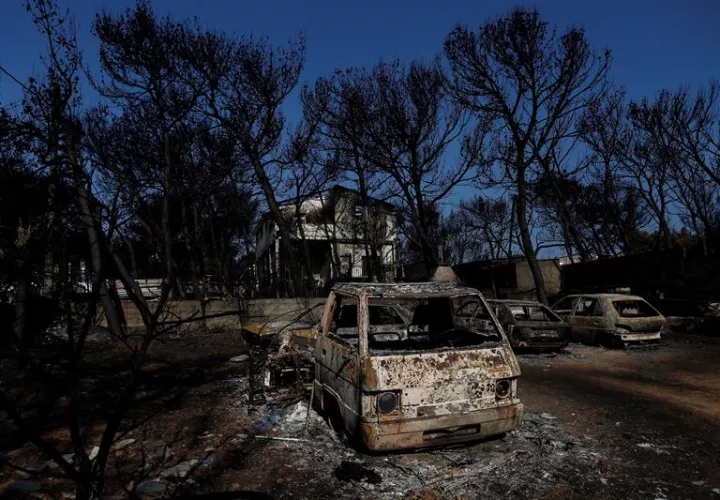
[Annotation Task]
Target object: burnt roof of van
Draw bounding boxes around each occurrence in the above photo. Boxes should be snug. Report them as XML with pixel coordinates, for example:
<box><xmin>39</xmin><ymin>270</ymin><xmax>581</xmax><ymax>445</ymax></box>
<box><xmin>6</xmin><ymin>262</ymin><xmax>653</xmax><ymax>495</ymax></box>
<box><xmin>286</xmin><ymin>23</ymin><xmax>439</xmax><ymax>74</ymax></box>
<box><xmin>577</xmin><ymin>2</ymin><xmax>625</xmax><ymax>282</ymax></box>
<box><xmin>333</xmin><ymin>282</ymin><xmax>481</xmax><ymax>298</ymax></box>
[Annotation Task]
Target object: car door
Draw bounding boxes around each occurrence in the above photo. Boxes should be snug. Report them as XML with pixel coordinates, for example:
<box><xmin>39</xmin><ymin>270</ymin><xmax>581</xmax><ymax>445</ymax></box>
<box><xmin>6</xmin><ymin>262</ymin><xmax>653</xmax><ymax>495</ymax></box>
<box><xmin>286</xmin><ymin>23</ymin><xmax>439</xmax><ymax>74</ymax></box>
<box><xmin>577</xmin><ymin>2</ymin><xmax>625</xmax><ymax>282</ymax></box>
<box><xmin>569</xmin><ymin>297</ymin><xmax>604</xmax><ymax>344</ymax></box>
<box><xmin>315</xmin><ymin>293</ymin><xmax>362</xmax><ymax>433</ymax></box>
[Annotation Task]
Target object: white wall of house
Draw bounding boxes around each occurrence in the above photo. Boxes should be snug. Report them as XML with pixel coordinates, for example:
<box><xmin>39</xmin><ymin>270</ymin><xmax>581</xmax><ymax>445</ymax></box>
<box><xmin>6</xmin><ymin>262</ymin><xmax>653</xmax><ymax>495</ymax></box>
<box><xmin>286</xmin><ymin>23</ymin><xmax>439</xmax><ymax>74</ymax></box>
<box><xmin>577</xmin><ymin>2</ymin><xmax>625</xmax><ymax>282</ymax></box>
<box><xmin>255</xmin><ymin>188</ymin><xmax>398</xmax><ymax>284</ymax></box>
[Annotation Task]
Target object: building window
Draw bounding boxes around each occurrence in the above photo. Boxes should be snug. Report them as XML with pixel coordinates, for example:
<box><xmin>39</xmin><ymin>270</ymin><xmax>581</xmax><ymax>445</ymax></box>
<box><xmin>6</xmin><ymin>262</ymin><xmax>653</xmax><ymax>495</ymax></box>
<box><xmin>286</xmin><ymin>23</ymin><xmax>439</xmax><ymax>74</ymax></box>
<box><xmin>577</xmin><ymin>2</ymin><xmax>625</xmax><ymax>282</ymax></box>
<box><xmin>340</xmin><ymin>255</ymin><xmax>352</xmax><ymax>278</ymax></box>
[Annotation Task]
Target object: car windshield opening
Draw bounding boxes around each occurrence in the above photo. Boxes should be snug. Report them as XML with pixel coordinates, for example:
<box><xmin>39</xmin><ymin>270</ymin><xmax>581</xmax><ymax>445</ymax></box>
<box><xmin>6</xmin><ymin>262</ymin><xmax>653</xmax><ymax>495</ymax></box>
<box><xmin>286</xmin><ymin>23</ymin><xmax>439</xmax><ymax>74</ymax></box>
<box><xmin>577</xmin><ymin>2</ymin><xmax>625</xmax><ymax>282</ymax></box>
<box><xmin>368</xmin><ymin>295</ymin><xmax>502</xmax><ymax>353</ymax></box>
<box><xmin>612</xmin><ymin>299</ymin><xmax>660</xmax><ymax>318</ymax></box>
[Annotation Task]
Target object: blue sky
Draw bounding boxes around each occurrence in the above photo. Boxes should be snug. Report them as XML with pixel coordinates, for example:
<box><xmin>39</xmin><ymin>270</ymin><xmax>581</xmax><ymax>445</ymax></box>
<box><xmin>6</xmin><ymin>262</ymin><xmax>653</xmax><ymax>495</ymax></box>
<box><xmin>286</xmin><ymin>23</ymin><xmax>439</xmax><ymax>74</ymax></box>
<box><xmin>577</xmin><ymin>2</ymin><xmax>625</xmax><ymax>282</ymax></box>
<box><xmin>1</xmin><ymin>0</ymin><xmax>718</xmax><ymax>211</ymax></box>
<box><xmin>2</xmin><ymin>0</ymin><xmax>717</xmax><ymax>103</ymax></box>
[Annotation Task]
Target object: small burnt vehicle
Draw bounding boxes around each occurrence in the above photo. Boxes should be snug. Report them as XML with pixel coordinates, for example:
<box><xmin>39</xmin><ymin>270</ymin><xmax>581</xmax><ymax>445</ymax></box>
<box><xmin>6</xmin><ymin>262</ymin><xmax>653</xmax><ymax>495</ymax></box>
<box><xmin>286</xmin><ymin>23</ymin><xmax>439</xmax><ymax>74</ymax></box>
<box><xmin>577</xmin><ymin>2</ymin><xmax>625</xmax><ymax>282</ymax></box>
<box><xmin>551</xmin><ymin>293</ymin><xmax>665</xmax><ymax>347</ymax></box>
<box><xmin>313</xmin><ymin>283</ymin><xmax>523</xmax><ymax>451</ymax></box>
<box><xmin>241</xmin><ymin>303</ymin><xmax>325</xmax><ymax>398</ymax></box>
<box><xmin>487</xmin><ymin>299</ymin><xmax>570</xmax><ymax>351</ymax></box>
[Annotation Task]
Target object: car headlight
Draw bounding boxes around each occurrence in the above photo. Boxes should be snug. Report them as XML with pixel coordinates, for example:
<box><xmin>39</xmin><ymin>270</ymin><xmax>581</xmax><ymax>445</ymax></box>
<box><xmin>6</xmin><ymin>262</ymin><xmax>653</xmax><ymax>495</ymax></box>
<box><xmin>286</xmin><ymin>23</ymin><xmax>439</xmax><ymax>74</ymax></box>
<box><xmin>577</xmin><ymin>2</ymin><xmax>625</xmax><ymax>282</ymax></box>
<box><xmin>495</xmin><ymin>379</ymin><xmax>511</xmax><ymax>399</ymax></box>
<box><xmin>377</xmin><ymin>392</ymin><xmax>398</xmax><ymax>414</ymax></box>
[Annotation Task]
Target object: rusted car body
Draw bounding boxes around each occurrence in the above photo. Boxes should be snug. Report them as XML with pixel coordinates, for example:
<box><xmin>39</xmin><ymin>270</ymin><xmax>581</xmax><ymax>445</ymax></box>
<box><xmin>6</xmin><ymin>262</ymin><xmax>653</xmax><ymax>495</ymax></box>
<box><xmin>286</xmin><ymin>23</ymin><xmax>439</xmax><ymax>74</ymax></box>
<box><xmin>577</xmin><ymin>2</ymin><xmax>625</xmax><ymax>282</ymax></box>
<box><xmin>241</xmin><ymin>303</ymin><xmax>325</xmax><ymax>350</ymax></box>
<box><xmin>241</xmin><ymin>303</ymin><xmax>326</xmax><ymax>396</ymax></box>
<box><xmin>487</xmin><ymin>299</ymin><xmax>570</xmax><ymax>351</ymax></box>
<box><xmin>551</xmin><ymin>293</ymin><xmax>665</xmax><ymax>347</ymax></box>
<box><xmin>313</xmin><ymin>283</ymin><xmax>523</xmax><ymax>451</ymax></box>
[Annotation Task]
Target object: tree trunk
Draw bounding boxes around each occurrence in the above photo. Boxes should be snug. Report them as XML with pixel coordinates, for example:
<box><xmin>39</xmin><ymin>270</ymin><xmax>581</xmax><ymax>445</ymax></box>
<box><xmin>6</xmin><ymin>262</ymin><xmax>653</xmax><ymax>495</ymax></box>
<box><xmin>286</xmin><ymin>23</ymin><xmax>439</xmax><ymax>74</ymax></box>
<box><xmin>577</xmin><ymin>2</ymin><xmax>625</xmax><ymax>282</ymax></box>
<box><xmin>250</xmin><ymin>157</ymin><xmax>305</xmax><ymax>296</ymax></box>
<box><xmin>42</xmin><ymin>152</ymin><xmax>58</xmax><ymax>297</ymax></box>
<box><xmin>100</xmin><ymin>281</ymin><xmax>124</xmax><ymax>335</ymax></box>
<box><xmin>507</xmin><ymin>196</ymin><xmax>516</xmax><ymax>260</ymax></box>
<box><xmin>162</xmin><ymin>128</ymin><xmax>181</xmax><ymax>299</ymax></box>
<box><xmin>207</xmin><ymin>206</ymin><xmax>228</xmax><ymax>295</ymax></box>
<box><xmin>193</xmin><ymin>203</ymin><xmax>209</xmax><ymax>299</ymax></box>
<box><xmin>123</xmin><ymin>236</ymin><xmax>137</xmax><ymax>278</ymax></box>
<box><xmin>13</xmin><ymin>264</ymin><xmax>32</xmax><ymax>350</ymax></box>
<box><xmin>74</xmin><ymin>475</ymin><xmax>103</xmax><ymax>500</ymax></box>
<box><xmin>72</xmin><ymin>170</ymin><xmax>124</xmax><ymax>336</ymax></box>
<box><xmin>295</xmin><ymin>209</ymin><xmax>317</xmax><ymax>296</ymax></box>
<box><xmin>409</xmin><ymin>181</ymin><xmax>438</xmax><ymax>272</ymax></box>
<box><xmin>181</xmin><ymin>202</ymin><xmax>201</xmax><ymax>300</ymax></box>
<box><xmin>516</xmin><ymin>174</ymin><xmax>548</xmax><ymax>304</ymax></box>
<box><xmin>354</xmin><ymin>161</ymin><xmax>377</xmax><ymax>282</ymax></box>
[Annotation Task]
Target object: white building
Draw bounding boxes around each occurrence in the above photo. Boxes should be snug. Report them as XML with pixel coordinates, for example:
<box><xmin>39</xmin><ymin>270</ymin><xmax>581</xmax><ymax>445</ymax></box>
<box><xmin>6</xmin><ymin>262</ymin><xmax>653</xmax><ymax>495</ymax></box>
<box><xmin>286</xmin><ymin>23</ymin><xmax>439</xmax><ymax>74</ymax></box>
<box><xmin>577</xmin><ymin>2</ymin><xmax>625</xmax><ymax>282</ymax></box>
<box><xmin>255</xmin><ymin>186</ymin><xmax>398</xmax><ymax>296</ymax></box>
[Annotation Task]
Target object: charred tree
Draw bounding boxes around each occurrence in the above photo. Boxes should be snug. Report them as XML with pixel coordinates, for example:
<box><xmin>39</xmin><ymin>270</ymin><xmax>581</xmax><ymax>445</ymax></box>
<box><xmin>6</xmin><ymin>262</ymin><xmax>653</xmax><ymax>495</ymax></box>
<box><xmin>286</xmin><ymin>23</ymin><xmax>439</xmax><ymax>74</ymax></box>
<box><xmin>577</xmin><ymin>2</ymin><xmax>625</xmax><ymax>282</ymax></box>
<box><xmin>445</xmin><ymin>8</ymin><xmax>611</xmax><ymax>303</ymax></box>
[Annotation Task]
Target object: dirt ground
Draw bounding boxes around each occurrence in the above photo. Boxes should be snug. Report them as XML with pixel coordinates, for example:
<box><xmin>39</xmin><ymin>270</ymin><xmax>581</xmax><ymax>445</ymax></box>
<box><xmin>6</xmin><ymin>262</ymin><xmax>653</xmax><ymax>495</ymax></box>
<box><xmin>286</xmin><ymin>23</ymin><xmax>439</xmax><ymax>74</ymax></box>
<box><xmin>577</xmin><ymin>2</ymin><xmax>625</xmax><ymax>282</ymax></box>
<box><xmin>2</xmin><ymin>331</ymin><xmax>720</xmax><ymax>499</ymax></box>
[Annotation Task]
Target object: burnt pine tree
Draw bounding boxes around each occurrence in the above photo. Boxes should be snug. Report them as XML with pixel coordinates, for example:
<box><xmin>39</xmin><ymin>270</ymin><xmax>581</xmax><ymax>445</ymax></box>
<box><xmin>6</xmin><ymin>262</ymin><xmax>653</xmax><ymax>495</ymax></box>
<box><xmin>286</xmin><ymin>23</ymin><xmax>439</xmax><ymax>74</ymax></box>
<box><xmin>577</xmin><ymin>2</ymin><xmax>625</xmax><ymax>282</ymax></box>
<box><xmin>368</xmin><ymin>59</ymin><xmax>481</xmax><ymax>270</ymax></box>
<box><xmin>579</xmin><ymin>88</ymin><xmax>643</xmax><ymax>255</ymax></box>
<box><xmin>0</xmin><ymin>2</ymin><xmax>210</xmax><ymax>498</ymax></box>
<box><xmin>445</xmin><ymin>8</ymin><xmax>611</xmax><ymax>303</ymax></box>
<box><xmin>627</xmin><ymin>85</ymin><xmax>720</xmax><ymax>255</ymax></box>
<box><xmin>92</xmin><ymin>0</ymin><xmax>205</xmax><ymax>299</ymax></box>
<box><xmin>192</xmin><ymin>31</ymin><xmax>311</xmax><ymax>295</ymax></box>
<box><xmin>460</xmin><ymin>196</ymin><xmax>514</xmax><ymax>260</ymax></box>
<box><xmin>301</xmin><ymin>68</ymin><xmax>389</xmax><ymax>281</ymax></box>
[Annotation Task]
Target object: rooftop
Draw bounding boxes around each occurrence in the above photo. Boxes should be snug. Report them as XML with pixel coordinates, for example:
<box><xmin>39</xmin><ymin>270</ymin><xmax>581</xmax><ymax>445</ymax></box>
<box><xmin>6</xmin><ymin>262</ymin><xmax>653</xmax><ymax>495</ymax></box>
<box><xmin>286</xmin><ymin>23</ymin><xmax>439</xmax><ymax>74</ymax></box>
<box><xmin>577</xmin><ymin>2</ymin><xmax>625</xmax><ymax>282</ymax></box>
<box><xmin>333</xmin><ymin>282</ymin><xmax>482</xmax><ymax>298</ymax></box>
<box><xmin>486</xmin><ymin>299</ymin><xmax>547</xmax><ymax>306</ymax></box>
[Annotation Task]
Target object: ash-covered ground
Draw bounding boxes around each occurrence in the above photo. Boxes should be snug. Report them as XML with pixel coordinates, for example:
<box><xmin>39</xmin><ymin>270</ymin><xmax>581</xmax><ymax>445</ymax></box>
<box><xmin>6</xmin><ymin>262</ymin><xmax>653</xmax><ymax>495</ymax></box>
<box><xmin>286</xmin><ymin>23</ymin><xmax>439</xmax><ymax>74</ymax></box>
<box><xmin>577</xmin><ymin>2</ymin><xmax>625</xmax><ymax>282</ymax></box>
<box><xmin>2</xmin><ymin>331</ymin><xmax>720</xmax><ymax>499</ymax></box>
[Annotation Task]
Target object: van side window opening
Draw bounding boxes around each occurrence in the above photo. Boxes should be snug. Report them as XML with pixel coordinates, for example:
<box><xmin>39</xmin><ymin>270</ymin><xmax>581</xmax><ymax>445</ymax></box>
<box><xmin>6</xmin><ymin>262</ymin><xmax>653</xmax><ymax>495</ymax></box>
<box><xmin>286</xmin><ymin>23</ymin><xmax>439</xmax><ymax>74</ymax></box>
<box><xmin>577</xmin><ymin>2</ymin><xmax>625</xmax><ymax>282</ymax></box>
<box><xmin>330</xmin><ymin>297</ymin><xmax>360</xmax><ymax>346</ymax></box>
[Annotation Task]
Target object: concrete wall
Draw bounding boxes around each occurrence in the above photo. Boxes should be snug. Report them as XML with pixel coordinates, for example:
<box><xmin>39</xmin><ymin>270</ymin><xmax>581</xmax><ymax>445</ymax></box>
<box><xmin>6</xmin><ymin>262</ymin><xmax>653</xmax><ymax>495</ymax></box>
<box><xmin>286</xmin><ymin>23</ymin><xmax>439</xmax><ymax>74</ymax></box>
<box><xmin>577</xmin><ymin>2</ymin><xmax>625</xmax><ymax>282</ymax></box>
<box><xmin>511</xmin><ymin>260</ymin><xmax>562</xmax><ymax>300</ymax></box>
<box><xmin>470</xmin><ymin>260</ymin><xmax>562</xmax><ymax>301</ymax></box>
<box><xmin>101</xmin><ymin>297</ymin><xmax>326</xmax><ymax>329</ymax></box>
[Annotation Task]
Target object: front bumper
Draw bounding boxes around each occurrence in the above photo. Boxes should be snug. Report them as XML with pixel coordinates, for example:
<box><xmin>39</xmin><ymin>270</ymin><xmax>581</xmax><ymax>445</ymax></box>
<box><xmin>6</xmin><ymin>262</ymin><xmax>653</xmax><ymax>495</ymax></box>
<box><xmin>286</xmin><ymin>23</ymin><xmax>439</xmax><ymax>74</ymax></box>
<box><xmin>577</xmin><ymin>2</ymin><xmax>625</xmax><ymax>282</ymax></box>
<box><xmin>359</xmin><ymin>402</ymin><xmax>523</xmax><ymax>451</ymax></box>
<box><xmin>618</xmin><ymin>331</ymin><xmax>661</xmax><ymax>342</ymax></box>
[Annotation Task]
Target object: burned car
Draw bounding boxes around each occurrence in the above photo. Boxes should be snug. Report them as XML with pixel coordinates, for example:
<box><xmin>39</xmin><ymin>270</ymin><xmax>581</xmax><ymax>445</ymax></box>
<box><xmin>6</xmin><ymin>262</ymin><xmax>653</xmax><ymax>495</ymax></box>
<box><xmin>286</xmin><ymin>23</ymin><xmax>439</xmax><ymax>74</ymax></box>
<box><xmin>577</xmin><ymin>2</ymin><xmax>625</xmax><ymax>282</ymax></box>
<box><xmin>487</xmin><ymin>299</ymin><xmax>570</xmax><ymax>351</ymax></box>
<box><xmin>313</xmin><ymin>283</ymin><xmax>523</xmax><ymax>451</ymax></box>
<box><xmin>551</xmin><ymin>293</ymin><xmax>665</xmax><ymax>347</ymax></box>
<box><xmin>241</xmin><ymin>303</ymin><xmax>326</xmax><ymax>400</ymax></box>
<box><xmin>241</xmin><ymin>303</ymin><xmax>325</xmax><ymax>350</ymax></box>
<box><xmin>242</xmin><ymin>301</ymin><xmax>412</xmax><ymax>399</ymax></box>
